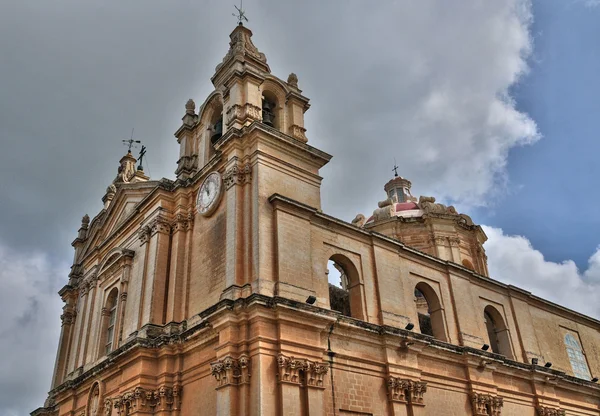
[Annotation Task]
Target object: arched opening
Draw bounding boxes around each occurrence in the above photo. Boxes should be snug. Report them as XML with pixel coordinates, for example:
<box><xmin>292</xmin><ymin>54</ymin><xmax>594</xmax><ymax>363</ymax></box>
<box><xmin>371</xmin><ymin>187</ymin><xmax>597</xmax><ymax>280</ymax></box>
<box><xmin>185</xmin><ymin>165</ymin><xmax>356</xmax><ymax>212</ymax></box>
<box><xmin>414</xmin><ymin>283</ymin><xmax>447</xmax><ymax>341</ymax></box>
<box><xmin>327</xmin><ymin>255</ymin><xmax>364</xmax><ymax>320</ymax></box>
<box><xmin>462</xmin><ymin>259</ymin><xmax>474</xmax><ymax>270</ymax></box>
<box><xmin>261</xmin><ymin>91</ymin><xmax>279</xmax><ymax>130</ymax></box>
<box><xmin>99</xmin><ymin>288</ymin><xmax>119</xmax><ymax>357</ymax></box>
<box><xmin>483</xmin><ymin>306</ymin><xmax>513</xmax><ymax>358</ymax></box>
<box><xmin>209</xmin><ymin>106</ymin><xmax>224</xmax><ymax>146</ymax></box>
<box><xmin>87</xmin><ymin>382</ymin><xmax>101</xmax><ymax>416</ymax></box>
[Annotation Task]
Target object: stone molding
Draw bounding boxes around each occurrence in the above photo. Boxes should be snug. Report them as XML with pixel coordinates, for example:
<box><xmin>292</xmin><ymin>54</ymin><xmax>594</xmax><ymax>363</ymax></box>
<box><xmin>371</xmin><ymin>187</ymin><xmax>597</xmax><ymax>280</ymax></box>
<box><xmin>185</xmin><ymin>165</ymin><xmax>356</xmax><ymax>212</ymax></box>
<box><xmin>386</xmin><ymin>377</ymin><xmax>427</xmax><ymax>405</ymax></box>
<box><xmin>110</xmin><ymin>385</ymin><xmax>182</xmax><ymax>415</ymax></box>
<box><xmin>225</xmin><ymin>103</ymin><xmax>262</xmax><ymax>126</ymax></box>
<box><xmin>210</xmin><ymin>354</ymin><xmax>251</xmax><ymax>388</ymax></box>
<box><xmin>223</xmin><ymin>163</ymin><xmax>252</xmax><ymax>190</ymax></box>
<box><xmin>471</xmin><ymin>392</ymin><xmax>503</xmax><ymax>416</ymax></box>
<box><xmin>276</xmin><ymin>353</ymin><xmax>328</xmax><ymax>389</ymax></box>
<box><xmin>536</xmin><ymin>406</ymin><xmax>566</xmax><ymax>416</ymax></box>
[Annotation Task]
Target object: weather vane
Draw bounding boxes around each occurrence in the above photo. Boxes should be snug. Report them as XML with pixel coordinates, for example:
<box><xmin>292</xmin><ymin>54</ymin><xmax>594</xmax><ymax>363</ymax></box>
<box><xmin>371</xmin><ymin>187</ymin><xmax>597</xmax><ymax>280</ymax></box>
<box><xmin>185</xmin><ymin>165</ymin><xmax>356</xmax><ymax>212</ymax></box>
<box><xmin>122</xmin><ymin>128</ymin><xmax>141</xmax><ymax>153</ymax></box>
<box><xmin>392</xmin><ymin>159</ymin><xmax>399</xmax><ymax>177</ymax></box>
<box><xmin>137</xmin><ymin>145</ymin><xmax>147</xmax><ymax>171</ymax></box>
<box><xmin>233</xmin><ymin>0</ymin><xmax>248</xmax><ymax>25</ymax></box>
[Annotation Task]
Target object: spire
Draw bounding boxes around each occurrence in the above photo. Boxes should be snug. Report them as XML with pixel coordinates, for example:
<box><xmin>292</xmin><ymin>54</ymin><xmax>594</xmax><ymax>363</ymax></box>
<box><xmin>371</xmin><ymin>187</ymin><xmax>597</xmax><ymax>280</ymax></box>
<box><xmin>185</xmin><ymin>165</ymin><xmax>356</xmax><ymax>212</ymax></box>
<box><xmin>212</xmin><ymin>24</ymin><xmax>270</xmax><ymax>85</ymax></box>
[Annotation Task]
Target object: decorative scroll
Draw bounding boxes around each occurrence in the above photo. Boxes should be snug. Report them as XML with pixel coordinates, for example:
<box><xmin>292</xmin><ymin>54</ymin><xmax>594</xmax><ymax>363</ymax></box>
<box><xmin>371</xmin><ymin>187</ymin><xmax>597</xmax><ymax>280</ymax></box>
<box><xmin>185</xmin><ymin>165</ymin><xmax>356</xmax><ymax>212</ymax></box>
<box><xmin>536</xmin><ymin>407</ymin><xmax>566</xmax><ymax>416</ymax></box>
<box><xmin>289</xmin><ymin>124</ymin><xmax>307</xmax><ymax>141</ymax></box>
<box><xmin>387</xmin><ymin>377</ymin><xmax>427</xmax><ymax>405</ymax></box>
<box><xmin>111</xmin><ymin>385</ymin><xmax>182</xmax><ymax>415</ymax></box>
<box><xmin>471</xmin><ymin>393</ymin><xmax>503</xmax><ymax>416</ymax></box>
<box><xmin>210</xmin><ymin>354</ymin><xmax>251</xmax><ymax>388</ymax></box>
<box><xmin>223</xmin><ymin>164</ymin><xmax>252</xmax><ymax>190</ymax></box>
<box><xmin>277</xmin><ymin>353</ymin><xmax>328</xmax><ymax>389</ymax></box>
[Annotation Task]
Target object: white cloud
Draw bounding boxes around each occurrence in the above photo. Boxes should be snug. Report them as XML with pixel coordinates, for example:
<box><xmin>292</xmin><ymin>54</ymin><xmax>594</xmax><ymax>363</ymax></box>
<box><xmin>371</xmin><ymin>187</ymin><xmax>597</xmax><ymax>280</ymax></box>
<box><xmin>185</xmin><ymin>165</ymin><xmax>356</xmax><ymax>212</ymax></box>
<box><xmin>0</xmin><ymin>241</ymin><xmax>66</xmax><ymax>415</ymax></box>
<box><xmin>260</xmin><ymin>0</ymin><xmax>541</xmax><ymax>219</ymax></box>
<box><xmin>484</xmin><ymin>226</ymin><xmax>600</xmax><ymax>319</ymax></box>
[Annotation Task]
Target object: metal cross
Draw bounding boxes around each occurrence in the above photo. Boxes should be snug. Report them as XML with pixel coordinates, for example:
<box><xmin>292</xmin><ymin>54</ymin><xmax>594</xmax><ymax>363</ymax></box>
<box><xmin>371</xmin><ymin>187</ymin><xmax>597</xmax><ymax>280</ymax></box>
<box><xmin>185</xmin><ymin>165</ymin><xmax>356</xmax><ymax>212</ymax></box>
<box><xmin>233</xmin><ymin>0</ymin><xmax>248</xmax><ymax>25</ymax></box>
<box><xmin>392</xmin><ymin>160</ymin><xmax>399</xmax><ymax>177</ymax></box>
<box><xmin>137</xmin><ymin>145</ymin><xmax>147</xmax><ymax>171</ymax></box>
<box><xmin>122</xmin><ymin>128</ymin><xmax>141</xmax><ymax>152</ymax></box>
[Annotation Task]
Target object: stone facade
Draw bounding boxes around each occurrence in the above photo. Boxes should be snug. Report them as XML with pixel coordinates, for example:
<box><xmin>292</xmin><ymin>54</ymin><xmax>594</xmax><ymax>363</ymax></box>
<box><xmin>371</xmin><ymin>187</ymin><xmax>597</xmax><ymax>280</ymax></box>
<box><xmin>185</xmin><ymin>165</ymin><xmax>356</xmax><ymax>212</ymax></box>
<box><xmin>33</xmin><ymin>23</ymin><xmax>600</xmax><ymax>416</ymax></box>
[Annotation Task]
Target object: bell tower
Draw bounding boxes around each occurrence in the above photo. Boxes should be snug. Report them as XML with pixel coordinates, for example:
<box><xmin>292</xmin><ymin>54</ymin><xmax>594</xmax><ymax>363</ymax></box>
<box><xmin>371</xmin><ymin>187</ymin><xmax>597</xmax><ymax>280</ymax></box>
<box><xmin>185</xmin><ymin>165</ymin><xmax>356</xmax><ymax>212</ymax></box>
<box><xmin>175</xmin><ymin>22</ymin><xmax>331</xmax><ymax>310</ymax></box>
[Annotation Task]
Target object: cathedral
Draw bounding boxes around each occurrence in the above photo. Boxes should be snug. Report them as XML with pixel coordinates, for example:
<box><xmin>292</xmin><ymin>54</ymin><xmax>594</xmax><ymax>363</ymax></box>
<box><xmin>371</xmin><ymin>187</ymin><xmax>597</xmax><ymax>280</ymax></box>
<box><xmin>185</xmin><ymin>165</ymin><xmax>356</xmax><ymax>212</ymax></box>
<box><xmin>33</xmin><ymin>22</ymin><xmax>600</xmax><ymax>416</ymax></box>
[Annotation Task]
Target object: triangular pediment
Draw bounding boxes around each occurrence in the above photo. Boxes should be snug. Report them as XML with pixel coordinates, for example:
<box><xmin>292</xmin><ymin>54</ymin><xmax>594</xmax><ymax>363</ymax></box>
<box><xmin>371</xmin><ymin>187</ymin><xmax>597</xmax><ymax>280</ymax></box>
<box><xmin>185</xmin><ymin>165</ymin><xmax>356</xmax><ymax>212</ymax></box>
<box><xmin>77</xmin><ymin>182</ymin><xmax>160</xmax><ymax>262</ymax></box>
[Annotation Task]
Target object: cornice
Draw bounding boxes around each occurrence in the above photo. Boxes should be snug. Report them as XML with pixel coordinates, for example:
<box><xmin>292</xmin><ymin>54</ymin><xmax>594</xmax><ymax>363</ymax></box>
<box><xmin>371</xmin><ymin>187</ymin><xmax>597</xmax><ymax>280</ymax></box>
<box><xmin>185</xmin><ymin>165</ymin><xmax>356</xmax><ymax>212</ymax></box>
<box><xmin>46</xmin><ymin>294</ymin><xmax>600</xmax><ymax>401</ymax></box>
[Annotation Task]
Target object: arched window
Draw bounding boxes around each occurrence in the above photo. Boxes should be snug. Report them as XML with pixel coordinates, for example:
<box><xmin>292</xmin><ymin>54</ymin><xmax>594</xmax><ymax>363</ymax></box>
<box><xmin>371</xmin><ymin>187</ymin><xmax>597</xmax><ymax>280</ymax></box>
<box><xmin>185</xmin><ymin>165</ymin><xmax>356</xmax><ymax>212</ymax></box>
<box><xmin>261</xmin><ymin>91</ymin><xmax>279</xmax><ymax>130</ymax></box>
<box><xmin>483</xmin><ymin>306</ymin><xmax>513</xmax><ymax>358</ymax></box>
<box><xmin>102</xmin><ymin>289</ymin><xmax>119</xmax><ymax>356</ymax></box>
<box><xmin>564</xmin><ymin>334</ymin><xmax>591</xmax><ymax>380</ymax></box>
<box><xmin>326</xmin><ymin>255</ymin><xmax>365</xmax><ymax>320</ymax></box>
<box><xmin>328</xmin><ymin>259</ymin><xmax>350</xmax><ymax>316</ymax></box>
<box><xmin>414</xmin><ymin>283</ymin><xmax>447</xmax><ymax>341</ymax></box>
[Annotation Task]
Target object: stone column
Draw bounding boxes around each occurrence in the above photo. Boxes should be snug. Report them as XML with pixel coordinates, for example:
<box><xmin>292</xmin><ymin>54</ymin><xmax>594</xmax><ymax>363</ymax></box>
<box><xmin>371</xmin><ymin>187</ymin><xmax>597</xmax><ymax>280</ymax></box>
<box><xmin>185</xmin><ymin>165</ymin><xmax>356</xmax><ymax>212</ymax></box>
<box><xmin>276</xmin><ymin>354</ymin><xmax>329</xmax><ymax>416</ymax></box>
<box><xmin>276</xmin><ymin>354</ymin><xmax>305</xmax><ymax>416</ymax></box>
<box><xmin>304</xmin><ymin>361</ymin><xmax>328</xmax><ymax>415</ymax></box>
<box><xmin>222</xmin><ymin>162</ymin><xmax>252</xmax><ymax>298</ymax></box>
<box><xmin>386</xmin><ymin>377</ymin><xmax>428</xmax><ymax>416</ymax></box>
<box><xmin>211</xmin><ymin>355</ymin><xmax>251</xmax><ymax>416</ymax></box>
<box><xmin>51</xmin><ymin>287</ymin><xmax>77</xmax><ymax>388</ymax></box>
<box><xmin>139</xmin><ymin>215</ymin><xmax>171</xmax><ymax>325</ymax></box>
<box><xmin>166</xmin><ymin>212</ymin><xmax>193</xmax><ymax>323</ymax></box>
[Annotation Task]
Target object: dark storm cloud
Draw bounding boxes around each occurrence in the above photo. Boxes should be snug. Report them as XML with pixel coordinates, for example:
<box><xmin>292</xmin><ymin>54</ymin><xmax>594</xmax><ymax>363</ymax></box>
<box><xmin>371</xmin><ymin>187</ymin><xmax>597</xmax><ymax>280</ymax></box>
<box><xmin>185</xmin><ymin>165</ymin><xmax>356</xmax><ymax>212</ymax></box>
<box><xmin>0</xmin><ymin>1</ymin><xmax>541</xmax><ymax>414</ymax></box>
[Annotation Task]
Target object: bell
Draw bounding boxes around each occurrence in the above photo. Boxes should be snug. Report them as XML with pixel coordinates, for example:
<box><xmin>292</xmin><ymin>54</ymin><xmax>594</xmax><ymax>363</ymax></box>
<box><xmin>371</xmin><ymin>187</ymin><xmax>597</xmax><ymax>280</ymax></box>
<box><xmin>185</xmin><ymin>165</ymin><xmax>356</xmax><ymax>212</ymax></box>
<box><xmin>211</xmin><ymin>117</ymin><xmax>223</xmax><ymax>144</ymax></box>
<box><xmin>262</xmin><ymin>100</ymin><xmax>275</xmax><ymax>127</ymax></box>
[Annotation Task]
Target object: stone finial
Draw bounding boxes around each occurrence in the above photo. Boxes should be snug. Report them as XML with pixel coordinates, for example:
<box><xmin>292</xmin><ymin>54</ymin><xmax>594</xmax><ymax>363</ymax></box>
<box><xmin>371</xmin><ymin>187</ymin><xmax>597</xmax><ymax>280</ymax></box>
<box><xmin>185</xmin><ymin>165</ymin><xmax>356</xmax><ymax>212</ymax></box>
<box><xmin>106</xmin><ymin>184</ymin><xmax>117</xmax><ymax>195</ymax></box>
<box><xmin>287</xmin><ymin>73</ymin><xmax>299</xmax><ymax>88</ymax></box>
<box><xmin>185</xmin><ymin>99</ymin><xmax>196</xmax><ymax>115</ymax></box>
<box><xmin>81</xmin><ymin>214</ymin><xmax>90</xmax><ymax>226</ymax></box>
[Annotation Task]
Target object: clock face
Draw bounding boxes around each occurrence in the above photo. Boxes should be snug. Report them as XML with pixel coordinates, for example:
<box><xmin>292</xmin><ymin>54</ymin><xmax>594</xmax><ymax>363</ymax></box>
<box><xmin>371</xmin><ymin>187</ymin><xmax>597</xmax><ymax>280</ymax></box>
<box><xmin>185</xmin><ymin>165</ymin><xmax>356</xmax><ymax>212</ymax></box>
<box><xmin>197</xmin><ymin>172</ymin><xmax>223</xmax><ymax>216</ymax></box>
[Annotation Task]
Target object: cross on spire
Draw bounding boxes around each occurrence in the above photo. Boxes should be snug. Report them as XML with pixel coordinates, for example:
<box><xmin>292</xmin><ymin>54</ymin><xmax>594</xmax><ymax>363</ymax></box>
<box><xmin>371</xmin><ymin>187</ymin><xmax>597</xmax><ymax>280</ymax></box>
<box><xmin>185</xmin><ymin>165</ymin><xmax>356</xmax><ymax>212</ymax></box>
<box><xmin>122</xmin><ymin>128</ymin><xmax>141</xmax><ymax>153</ymax></box>
<box><xmin>137</xmin><ymin>145</ymin><xmax>147</xmax><ymax>171</ymax></box>
<box><xmin>392</xmin><ymin>160</ymin><xmax>399</xmax><ymax>177</ymax></box>
<box><xmin>233</xmin><ymin>0</ymin><xmax>248</xmax><ymax>25</ymax></box>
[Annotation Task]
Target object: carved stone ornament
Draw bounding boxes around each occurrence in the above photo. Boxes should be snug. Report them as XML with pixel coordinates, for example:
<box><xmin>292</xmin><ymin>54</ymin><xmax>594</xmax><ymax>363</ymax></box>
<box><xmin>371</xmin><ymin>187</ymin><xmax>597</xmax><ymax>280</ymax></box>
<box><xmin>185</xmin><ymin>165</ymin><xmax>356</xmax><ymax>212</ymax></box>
<box><xmin>225</xmin><ymin>103</ymin><xmax>262</xmax><ymax>126</ymax></box>
<box><xmin>387</xmin><ymin>377</ymin><xmax>427</xmax><ymax>405</ymax></box>
<box><xmin>419</xmin><ymin>196</ymin><xmax>457</xmax><ymax>216</ymax></box>
<box><xmin>111</xmin><ymin>385</ymin><xmax>182</xmax><ymax>415</ymax></box>
<box><xmin>215</xmin><ymin>25</ymin><xmax>268</xmax><ymax>73</ymax></box>
<box><xmin>289</xmin><ymin>124</ymin><xmax>307</xmax><ymax>141</ymax></box>
<box><xmin>287</xmin><ymin>72</ymin><xmax>299</xmax><ymax>88</ymax></box>
<box><xmin>138</xmin><ymin>225</ymin><xmax>151</xmax><ymax>245</ymax></box>
<box><xmin>60</xmin><ymin>310</ymin><xmax>75</xmax><ymax>326</ymax></box>
<box><xmin>470</xmin><ymin>392</ymin><xmax>503</xmax><ymax>416</ymax></box>
<box><xmin>223</xmin><ymin>163</ymin><xmax>252</xmax><ymax>190</ymax></box>
<box><xmin>536</xmin><ymin>406</ymin><xmax>566</xmax><ymax>416</ymax></box>
<box><xmin>172</xmin><ymin>211</ymin><xmax>194</xmax><ymax>233</ymax></box>
<box><xmin>210</xmin><ymin>354</ymin><xmax>251</xmax><ymax>388</ymax></box>
<box><xmin>449</xmin><ymin>237</ymin><xmax>461</xmax><ymax>247</ymax></box>
<box><xmin>277</xmin><ymin>353</ymin><xmax>329</xmax><ymax>389</ymax></box>
<box><xmin>185</xmin><ymin>98</ymin><xmax>196</xmax><ymax>114</ymax></box>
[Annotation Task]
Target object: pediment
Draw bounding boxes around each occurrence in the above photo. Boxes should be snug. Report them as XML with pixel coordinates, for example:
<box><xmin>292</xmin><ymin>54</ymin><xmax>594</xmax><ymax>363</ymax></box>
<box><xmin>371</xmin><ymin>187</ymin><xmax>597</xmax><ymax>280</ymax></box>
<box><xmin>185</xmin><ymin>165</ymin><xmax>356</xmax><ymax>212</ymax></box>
<box><xmin>77</xmin><ymin>182</ymin><xmax>159</xmax><ymax>262</ymax></box>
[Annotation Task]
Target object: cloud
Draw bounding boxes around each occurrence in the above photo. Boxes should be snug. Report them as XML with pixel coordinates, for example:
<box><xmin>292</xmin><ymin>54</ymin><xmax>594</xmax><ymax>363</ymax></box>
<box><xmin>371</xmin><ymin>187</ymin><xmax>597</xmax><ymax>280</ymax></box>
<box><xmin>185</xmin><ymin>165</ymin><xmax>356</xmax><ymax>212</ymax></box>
<box><xmin>0</xmin><ymin>240</ymin><xmax>66</xmax><ymax>416</ymax></box>
<box><xmin>484</xmin><ymin>226</ymin><xmax>600</xmax><ymax>319</ymax></box>
<box><xmin>254</xmin><ymin>0</ymin><xmax>540</xmax><ymax>220</ymax></box>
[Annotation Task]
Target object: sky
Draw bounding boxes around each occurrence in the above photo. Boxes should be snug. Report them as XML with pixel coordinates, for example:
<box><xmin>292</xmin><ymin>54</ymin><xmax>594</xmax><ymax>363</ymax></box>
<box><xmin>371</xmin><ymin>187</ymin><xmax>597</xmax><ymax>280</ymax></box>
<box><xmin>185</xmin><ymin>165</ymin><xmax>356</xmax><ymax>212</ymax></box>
<box><xmin>1</xmin><ymin>0</ymin><xmax>599</xmax><ymax>414</ymax></box>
